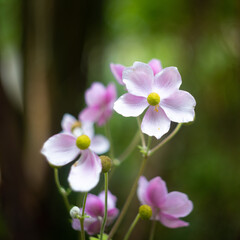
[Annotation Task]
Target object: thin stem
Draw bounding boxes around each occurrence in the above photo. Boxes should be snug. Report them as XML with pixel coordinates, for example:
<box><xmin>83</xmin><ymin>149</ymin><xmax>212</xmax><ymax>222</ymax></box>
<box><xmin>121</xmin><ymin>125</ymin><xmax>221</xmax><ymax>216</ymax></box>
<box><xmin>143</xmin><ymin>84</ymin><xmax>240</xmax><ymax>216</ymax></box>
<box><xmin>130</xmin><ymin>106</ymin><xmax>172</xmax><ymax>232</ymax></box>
<box><xmin>54</xmin><ymin>168</ymin><xmax>71</xmax><ymax>211</ymax></box>
<box><xmin>105</xmin><ymin>122</ymin><xmax>115</xmax><ymax>159</ymax></box>
<box><xmin>118</xmin><ymin>131</ymin><xmax>140</xmax><ymax>162</ymax></box>
<box><xmin>123</xmin><ymin>214</ymin><xmax>140</xmax><ymax>240</ymax></box>
<box><xmin>100</xmin><ymin>173</ymin><xmax>109</xmax><ymax>240</ymax></box>
<box><xmin>149</xmin><ymin>123</ymin><xmax>182</xmax><ymax>156</ymax></box>
<box><xmin>149</xmin><ymin>220</ymin><xmax>157</xmax><ymax>240</ymax></box>
<box><xmin>137</xmin><ymin>117</ymin><xmax>146</xmax><ymax>148</ymax></box>
<box><xmin>108</xmin><ymin>131</ymin><xmax>140</xmax><ymax>183</ymax></box>
<box><xmin>80</xmin><ymin>192</ymin><xmax>88</xmax><ymax>240</ymax></box>
<box><xmin>147</xmin><ymin>136</ymin><xmax>152</xmax><ymax>152</ymax></box>
<box><xmin>108</xmin><ymin>155</ymin><xmax>148</xmax><ymax>240</ymax></box>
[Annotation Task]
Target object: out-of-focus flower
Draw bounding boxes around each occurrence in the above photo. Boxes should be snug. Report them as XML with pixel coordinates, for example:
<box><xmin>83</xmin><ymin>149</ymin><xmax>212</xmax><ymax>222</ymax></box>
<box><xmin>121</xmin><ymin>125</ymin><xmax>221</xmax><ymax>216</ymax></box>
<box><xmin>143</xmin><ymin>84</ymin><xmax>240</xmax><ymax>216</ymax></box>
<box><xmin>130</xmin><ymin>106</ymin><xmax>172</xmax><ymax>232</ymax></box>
<box><xmin>80</xmin><ymin>82</ymin><xmax>116</xmax><ymax>126</ymax></box>
<box><xmin>72</xmin><ymin>191</ymin><xmax>119</xmax><ymax>235</ymax></box>
<box><xmin>110</xmin><ymin>59</ymin><xmax>162</xmax><ymax>85</ymax></box>
<box><xmin>41</xmin><ymin>114</ymin><xmax>109</xmax><ymax>191</ymax></box>
<box><xmin>137</xmin><ymin>176</ymin><xmax>193</xmax><ymax>228</ymax></box>
<box><xmin>114</xmin><ymin>61</ymin><xmax>196</xmax><ymax>139</ymax></box>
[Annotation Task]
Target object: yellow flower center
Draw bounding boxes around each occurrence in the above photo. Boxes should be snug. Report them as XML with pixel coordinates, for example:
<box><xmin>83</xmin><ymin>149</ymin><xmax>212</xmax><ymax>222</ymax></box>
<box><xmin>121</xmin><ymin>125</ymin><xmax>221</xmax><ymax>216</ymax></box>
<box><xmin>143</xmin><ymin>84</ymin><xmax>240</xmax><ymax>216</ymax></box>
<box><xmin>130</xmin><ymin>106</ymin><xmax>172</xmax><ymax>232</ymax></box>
<box><xmin>76</xmin><ymin>135</ymin><xmax>91</xmax><ymax>150</ymax></box>
<box><xmin>147</xmin><ymin>92</ymin><xmax>160</xmax><ymax>106</ymax></box>
<box><xmin>71</xmin><ymin>121</ymin><xmax>82</xmax><ymax>132</ymax></box>
<box><xmin>147</xmin><ymin>92</ymin><xmax>160</xmax><ymax>112</ymax></box>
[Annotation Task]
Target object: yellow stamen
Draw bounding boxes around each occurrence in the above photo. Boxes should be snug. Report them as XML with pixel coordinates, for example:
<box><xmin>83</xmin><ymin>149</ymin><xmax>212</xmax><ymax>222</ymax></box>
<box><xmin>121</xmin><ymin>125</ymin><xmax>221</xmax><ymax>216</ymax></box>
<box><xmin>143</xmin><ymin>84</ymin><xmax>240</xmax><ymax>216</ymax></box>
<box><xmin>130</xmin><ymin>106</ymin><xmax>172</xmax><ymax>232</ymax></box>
<box><xmin>154</xmin><ymin>105</ymin><xmax>159</xmax><ymax>112</ymax></box>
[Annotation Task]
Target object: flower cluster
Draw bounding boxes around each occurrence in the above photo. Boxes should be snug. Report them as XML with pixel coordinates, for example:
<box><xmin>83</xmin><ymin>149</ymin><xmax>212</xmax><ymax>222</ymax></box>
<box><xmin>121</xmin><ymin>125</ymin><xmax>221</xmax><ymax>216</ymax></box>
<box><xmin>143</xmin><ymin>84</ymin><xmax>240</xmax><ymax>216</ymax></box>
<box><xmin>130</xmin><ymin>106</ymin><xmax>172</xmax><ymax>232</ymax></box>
<box><xmin>41</xmin><ymin>58</ymin><xmax>196</xmax><ymax>239</ymax></box>
<box><xmin>41</xmin><ymin>81</ymin><xmax>116</xmax><ymax>190</ymax></box>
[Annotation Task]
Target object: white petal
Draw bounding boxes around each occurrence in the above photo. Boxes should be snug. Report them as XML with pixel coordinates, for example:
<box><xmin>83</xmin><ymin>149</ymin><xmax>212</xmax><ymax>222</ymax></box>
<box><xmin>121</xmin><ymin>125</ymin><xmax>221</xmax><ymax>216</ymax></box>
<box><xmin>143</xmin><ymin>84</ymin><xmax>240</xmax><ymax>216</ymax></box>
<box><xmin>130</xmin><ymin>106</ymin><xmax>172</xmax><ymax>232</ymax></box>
<box><xmin>90</xmin><ymin>135</ymin><xmax>110</xmax><ymax>154</ymax></box>
<box><xmin>68</xmin><ymin>150</ymin><xmax>102</xmax><ymax>192</ymax></box>
<box><xmin>80</xmin><ymin>120</ymin><xmax>94</xmax><ymax>139</ymax></box>
<box><xmin>123</xmin><ymin>62</ymin><xmax>154</xmax><ymax>97</ymax></box>
<box><xmin>160</xmin><ymin>90</ymin><xmax>196</xmax><ymax>123</ymax></box>
<box><xmin>113</xmin><ymin>93</ymin><xmax>148</xmax><ymax>117</ymax></box>
<box><xmin>154</xmin><ymin>67</ymin><xmax>182</xmax><ymax>99</ymax></box>
<box><xmin>141</xmin><ymin>106</ymin><xmax>171</xmax><ymax>139</ymax></box>
<box><xmin>61</xmin><ymin>113</ymin><xmax>77</xmax><ymax>132</ymax></box>
<box><xmin>41</xmin><ymin>133</ymin><xmax>79</xmax><ymax>166</ymax></box>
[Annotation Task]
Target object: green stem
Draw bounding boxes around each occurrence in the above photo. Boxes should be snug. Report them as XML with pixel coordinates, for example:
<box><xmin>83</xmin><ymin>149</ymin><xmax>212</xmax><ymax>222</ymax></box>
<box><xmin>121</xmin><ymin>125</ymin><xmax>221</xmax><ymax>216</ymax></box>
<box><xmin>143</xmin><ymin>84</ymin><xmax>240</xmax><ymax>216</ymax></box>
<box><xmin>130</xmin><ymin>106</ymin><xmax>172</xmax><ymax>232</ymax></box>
<box><xmin>108</xmin><ymin>155</ymin><xmax>148</xmax><ymax>240</ymax></box>
<box><xmin>105</xmin><ymin>122</ymin><xmax>115</xmax><ymax>159</ymax></box>
<box><xmin>147</xmin><ymin>136</ymin><xmax>152</xmax><ymax>152</ymax></box>
<box><xmin>118</xmin><ymin>131</ymin><xmax>140</xmax><ymax>162</ymax></box>
<box><xmin>149</xmin><ymin>220</ymin><xmax>157</xmax><ymax>240</ymax></box>
<box><xmin>80</xmin><ymin>192</ymin><xmax>88</xmax><ymax>240</ymax></box>
<box><xmin>100</xmin><ymin>173</ymin><xmax>109</xmax><ymax>240</ymax></box>
<box><xmin>137</xmin><ymin>117</ymin><xmax>146</xmax><ymax>148</ymax></box>
<box><xmin>149</xmin><ymin>123</ymin><xmax>182</xmax><ymax>156</ymax></box>
<box><xmin>108</xmin><ymin>131</ymin><xmax>140</xmax><ymax>183</ymax></box>
<box><xmin>123</xmin><ymin>214</ymin><xmax>140</xmax><ymax>240</ymax></box>
<box><xmin>54</xmin><ymin>168</ymin><xmax>71</xmax><ymax>211</ymax></box>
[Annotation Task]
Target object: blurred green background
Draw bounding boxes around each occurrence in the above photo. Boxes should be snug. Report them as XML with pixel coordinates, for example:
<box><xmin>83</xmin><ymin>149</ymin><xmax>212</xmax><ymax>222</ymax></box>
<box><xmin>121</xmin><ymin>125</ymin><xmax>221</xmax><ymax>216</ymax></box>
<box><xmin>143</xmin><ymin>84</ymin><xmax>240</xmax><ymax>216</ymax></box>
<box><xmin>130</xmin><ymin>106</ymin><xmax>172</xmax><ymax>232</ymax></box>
<box><xmin>0</xmin><ymin>0</ymin><xmax>240</xmax><ymax>239</ymax></box>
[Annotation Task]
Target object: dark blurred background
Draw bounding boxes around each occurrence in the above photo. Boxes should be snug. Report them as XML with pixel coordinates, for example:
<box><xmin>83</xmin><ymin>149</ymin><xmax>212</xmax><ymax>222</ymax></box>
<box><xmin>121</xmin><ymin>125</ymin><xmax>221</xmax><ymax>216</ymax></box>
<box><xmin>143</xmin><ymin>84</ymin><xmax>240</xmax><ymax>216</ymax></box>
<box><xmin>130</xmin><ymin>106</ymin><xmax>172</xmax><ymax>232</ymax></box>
<box><xmin>0</xmin><ymin>0</ymin><xmax>240</xmax><ymax>239</ymax></box>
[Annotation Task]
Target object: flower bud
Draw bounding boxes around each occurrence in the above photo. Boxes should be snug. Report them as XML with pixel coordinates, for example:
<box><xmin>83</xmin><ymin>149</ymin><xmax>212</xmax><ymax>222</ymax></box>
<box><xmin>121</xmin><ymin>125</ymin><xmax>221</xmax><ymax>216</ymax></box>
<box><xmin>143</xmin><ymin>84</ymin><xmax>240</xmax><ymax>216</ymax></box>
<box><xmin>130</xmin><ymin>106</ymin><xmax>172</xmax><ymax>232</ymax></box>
<box><xmin>100</xmin><ymin>155</ymin><xmax>112</xmax><ymax>173</ymax></box>
<box><xmin>70</xmin><ymin>206</ymin><xmax>81</xmax><ymax>218</ymax></box>
<box><xmin>139</xmin><ymin>205</ymin><xmax>152</xmax><ymax>220</ymax></box>
<box><xmin>76</xmin><ymin>135</ymin><xmax>91</xmax><ymax>150</ymax></box>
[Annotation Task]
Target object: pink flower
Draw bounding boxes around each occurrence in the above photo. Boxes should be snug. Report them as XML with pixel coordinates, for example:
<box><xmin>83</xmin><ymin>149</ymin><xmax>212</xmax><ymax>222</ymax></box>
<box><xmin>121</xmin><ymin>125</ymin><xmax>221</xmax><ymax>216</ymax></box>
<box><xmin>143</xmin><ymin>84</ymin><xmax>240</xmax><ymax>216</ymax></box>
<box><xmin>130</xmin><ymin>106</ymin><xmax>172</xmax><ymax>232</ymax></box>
<box><xmin>80</xmin><ymin>82</ymin><xmax>117</xmax><ymax>126</ymax></box>
<box><xmin>137</xmin><ymin>176</ymin><xmax>193</xmax><ymax>228</ymax></box>
<box><xmin>110</xmin><ymin>59</ymin><xmax>162</xmax><ymax>85</ymax></box>
<box><xmin>113</xmin><ymin>61</ymin><xmax>196</xmax><ymax>139</ymax></box>
<box><xmin>72</xmin><ymin>191</ymin><xmax>119</xmax><ymax>235</ymax></box>
<box><xmin>41</xmin><ymin>114</ymin><xmax>110</xmax><ymax>192</ymax></box>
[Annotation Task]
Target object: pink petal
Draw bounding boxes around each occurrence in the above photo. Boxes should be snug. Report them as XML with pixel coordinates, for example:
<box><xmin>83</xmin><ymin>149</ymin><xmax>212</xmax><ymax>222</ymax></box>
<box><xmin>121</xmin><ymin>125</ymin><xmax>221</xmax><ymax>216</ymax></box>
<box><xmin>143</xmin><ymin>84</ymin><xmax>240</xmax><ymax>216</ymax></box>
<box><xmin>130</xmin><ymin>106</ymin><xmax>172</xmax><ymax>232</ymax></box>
<box><xmin>85</xmin><ymin>219</ymin><xmax>101</xmax><ymax>235</ymax></box>
<box><xmin>90</xmin><ymin>135</ymin><xmax>110</xmax><ymax>154</ymax></box>
<box><xmin>160</xmin><ymin>191</ymin><xmax>193</xmax><ymax>218</ymax></box>
<box><xmin>105</xmin><ymin>83</ymin><xmax>117</xmax><ymax>105</ymax></box>
<box><xmin>68</xmin><ymin>150</ymin><xmax>102</xmax><ymax>192</ymax></box>
<box><xmin>106</xmin><ymin>208</ymin><xmax>119</xmax><ymax>226</ymax></box>
<box><xmin>141</xmin><ymin>106</ymin><xmax>171</xmax><ymax>139</ymax></box>
<box><xmin>85</xmin><ymin>194</ymin><xmax>104</xmax><ymax>217</ymax></box>
<box><xmin>98</xmin><ymin>191</ymin><xmax>117</xmax><ymax>209</ymax></box>
<box><xmin>145</xmin><ymin>177</ymin><xmax>168</xmax><ymax>207</ymax></box>
<box><xmin>41</xmin><ymin>133</ymin><xmax>79</xmax><ymax>166</ymax></box>
<box><xmin>158</xmin><ymin>213</ymin><xmax>189</xmax><ymax>228</ymax></box>
<box><xmin>137</xmin><ymin>176</ymin><xmax>149</xmax><ymax>205</ymax></box>
<box><xmin>97</xmin><ymin>108</ymin><xmax>113</xmax><ymax>126</ymax></box>
<box><xmin>80</xmin><ymin>106</ymin><xmax>100</xmax><ymax>123</ymax></box>
<box><xmin>85</xmin><ymin>82</ymin><xmax>106</xmax><ymax>106</ymax></box>
<box><xmin>160</xmin><ymin>90</ymin><xmax>196</xmax><ymax>123</ymax></box>
<box><xmin>154</xmin><ymin>67</ymin><xmax>182</xmax><ymax>99</ymax></box>
<box><xmin>61</xmin><ymin>113</ymin><xmax>76</xmax><ymax>132</ymax></box>
<box><xmin>148</xmin><ymin>59</ymin><xmax>162</xmax><ymax>75</ymax></box>
<box><xmin>123</xmin><ymin>62</ymin><xmax>154</xmax><ymax>97</ymax></box>
<box><xmin>113</xmin><ymin>93</ymin><xmax>148</xmax><ymax>117</ymax></box>
<box><xmin>110</xmin><ymin>63</ymin><xmax>125</xmax><ymax>85</ymax></box>
<box><xmin>72</xmin><ymin>219</ymin><xmax>81</xmax><ymax>231</ymax></box>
